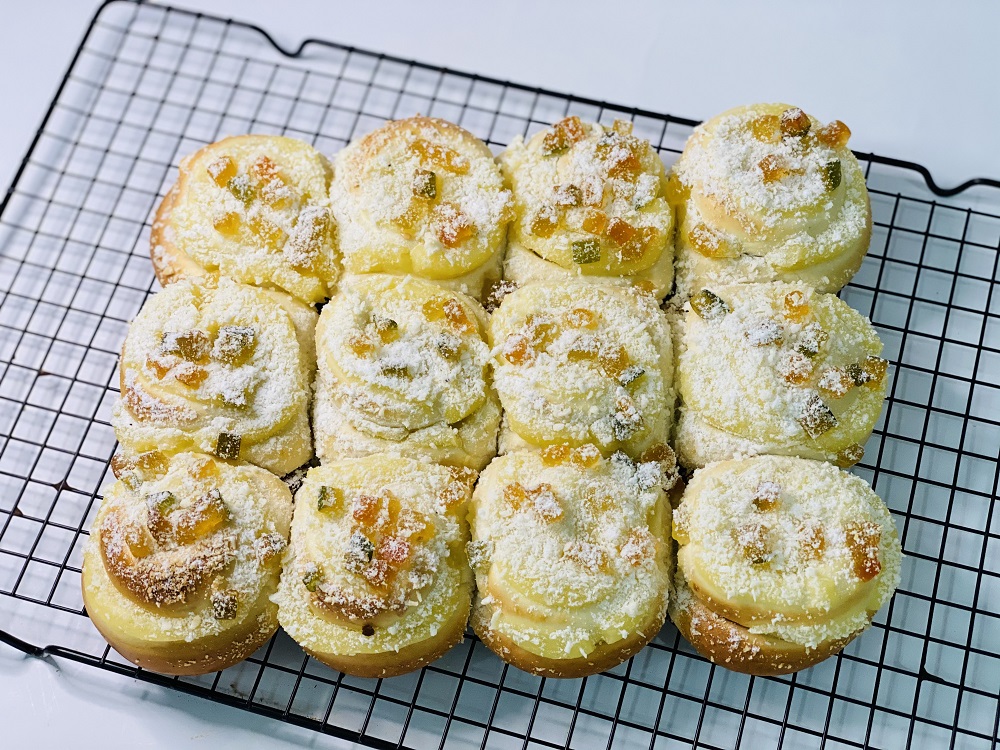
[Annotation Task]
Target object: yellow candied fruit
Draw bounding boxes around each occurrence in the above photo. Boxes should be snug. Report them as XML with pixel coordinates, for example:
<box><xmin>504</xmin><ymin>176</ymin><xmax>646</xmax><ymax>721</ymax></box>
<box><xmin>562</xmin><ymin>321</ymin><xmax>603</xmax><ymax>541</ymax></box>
<box><xmin>502</xmin><ymin>333</ymin><xmax>534</xmax><ymax>366</ymax></box>
<box><xmin>123</xmin><ymin>523</ymin><xmax>155</xmax><ymax>559</ymax></box>
<box><xmin>145</xmin><ymin>490</ymin><xmax>177</xmax><ymax>538</ymax></box>
<box><xmin>570</xmin><ymin>443</ymin><xmax>601</xmax><ymax>468</ymax></box>
<box><xmin>598</xmin><ymin>344</ymin><xmax>631</xmax><ymax>380</ymax></box>
<box><xmin>846</xmin><ymin>521</ymin><xmax>882</xmax><ymax>582</ymax></box>
<box><xmin>213</xmin><ymin>211</ymin><xmax>241</xmax><ymax>237</ymax></box>
<box><xmin>633</xmin><ymin>280</ymin><xmax>656</xmax><ymax>297</ymax></box>
<box><xmin>553</xmin><ymin>183</ymin><xmax>582</xmax><ymax>207</ymax></box>
<box><xmin>541</xmin><ymin>115</ymin><xmax>587</xmax><ymax>156</ymax></box>
<box><xmin>541</xmin><ymin>444</ymin><xmax>571</xmax><ymax>466</ymax></box>
<box><xmin>215</xmin><ymin>325</ymin><xmax>257</xmax><ymax>366</ymax></box>
<box><xmin>752</xmin><ymin>481</ymin><xmax>781</xmax><ymax>511</ymax></box>
<box><xmin>161</xmin><ymin>329</ymin><xmax>211</xmax><ymax>364</ymax></box>
<box><xmin>783</xmin><ymin>290</ymin><xmax>810</xmax><ymax>322</ymax></box>
<box><xmin>835</xmin><ymin>443</ymin><xmax>865</xmax><ymax>468</ymax></box>
<box><xmin>759</xmin><ymin>154</ymin><xmax>793</xmax><ymax>183</ymax></box>
<box><xmin>422</xmin><ymin>296</ymin><xmax>476</xmax><ymax>334</ymax></box>
<box><xmin>749</xmin><ymin>114</ymin><xmax>781</xmax><ymax>143</ymax></box>
<box><xmin>818</xmin><ymin>368</ymin><xmax>853</xmax><ymax>399</ymax></box>
<box><xmin>641</xmin><ymin>443</ymin><xmax>675</xmax><ymax>464</ymax></box>
<box><xmin>111</xmin><ymin>450</ymin><xmax>168</xmax><ymax>481</ymax></box>
<box><xmin>861</xmin><ymin>356</ymin><xmax>889</xmax><ymax>387</ymax></box>
<box><xmin>392</xmin><ymin>201</ymin><xmax>425</xmax><ymax>239</ymax></box>
<box><xmin>316</xmin><ymin>485</ymin><xmax>342</xmax><ymax>512</ymax></box>
<box><xmin>174</xmin><ymin>364</ymin><xmax>207</xmax><ymax>388</ymax></box>
<box><xmin>347</xmin><ymin>332</ymin><xmax>375</xmax><ymax>357</ymax></box>
<box><xmin>581</xmin><ymin>208</ymin><xmax>608</xmax><ymax>235</ymax></box>
<box><xmin>412</xmin><ymin>168</ymin><xmax>437</xmax><ymax>200</ymax></box>
<box><xmin>531</xmin><ymin>205</ymin><xmax>559</xmax><ymax>238</ymax></box>
<box><xmin>780</xmin><ymin>107</ymin><xmax>811</xmax><ymax>137</ymax></box>
<box><xmin>174</xmin><ymin>489</ymin><xmax>230</xmax><ymax>544</ymax></box>
<box><xmin>581</xmin><ymin>176</ymin><xmax>605</xmax><ymax>207</ymax></box>
<box><xmin>565</xmin><ymin>308</ymin><xmax>597</xmax><ymax>329</ymax></box>
<box><xmin>188</xmin><ymin>454</ymin><xmax>218</xmax><ymax>480</ymax></box>
<box><xmin>621</xmin><ymin>528</ymin><xmax>655</xmax><ymax>567</ymax></box>
<box><xmin>816</xmin><ymin>120</ymin><xmax>852</xmax><ymax>148</ymax></box>
<box><xmin>597</xmin><ymin>134</ymin><xmax>642</xmax><ymax>180</ymax></box>
<box><xmin>249</xmin><ymin>215</ymin><xmax>287</xmax><ymax>250</ymax></box>
<box><xmin>433</xmin><ymin>202</ymin><xmax>475</xmax><ymax>248</ymax></box>
<box><xmin>206</xmin><ymin>155</ymin><xmax>237</xmax><ymax>187</ymax></box>
<box><xmin>736</xmin><ymin>521</ymin><xmax>772</xmax><ymax>565</ymax></box>
<box><xmin>145</xmin><ymin>355</ymin><xmax>171</xmax><ymax>379</ymax></box>
<box><xmin>688</xmin><ymin>222</ymin><xmax>740</xmax><ymax>259</ymax></box>
<box><xmin>779</xmin><ymin>352</ymin><xmax>814</xmax><ymax>385</ymax></box>
<box><xmin>286</xmin><ymin>208</ymin><xmax>332</xmax><ymax>270</ymax></box>
<box><xmin>409</xmin><ymin>138</ymin><xmax>469</xmax><ymax>174</ymax></box>
<box><xmin>503</xmin><ymin>482</ymin><xmax>529</xmax><ymax>511</ymax></box>
<box><xmin>372</xmin><ymin>314</ymin><xmax>399</xmax><ymax>344</ymax></box>
<box><xmin>566</xmin><ymin>339</ymin><xmax>599</xmax><ymax>363</ymax></box>
<box><xmin>612</xmin><ymin>119</ymin><xmax>633</xmax><ymax>136</ymax></box>
<box><xmin>527</xmin><ymin>483</ymin><xmax>562</xmax><ymax>521</ymax></box>
<box><xmin>799</xmin><ymin>523</ymin><xmax>826</xmax><ymax>560</ymax></box>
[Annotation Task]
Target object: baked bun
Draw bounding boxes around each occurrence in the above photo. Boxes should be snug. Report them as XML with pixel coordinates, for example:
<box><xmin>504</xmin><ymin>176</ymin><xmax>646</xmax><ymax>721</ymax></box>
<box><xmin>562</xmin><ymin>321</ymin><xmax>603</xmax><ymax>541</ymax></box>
<box><xmin>669</xmin><ymin>104</ymin><xmax>871</xmax><ymax>297</ymax></box>
<box><xmin>313</xmin><ymin>275</ymin><xmax>500</xmax><ymax>470</ymax></box>
<box><xmin>276</xmin><ymin>456</ymin><xmax>474</xmax><ymax>677</ymax></box>
<box><xmin>674</xmin><ymin>282</ymin><xmax>887</xmax><ymax>469</ymax></box>
<box><xmin>112</xmin><ymin>277</ymin><xmax>317</xmax><ymax>476</ymax></box>
<box><xmin>82</xmin><ymin>452</ymin><xmax>292</xmax><ymax>675</ymax></box>
<box><xmin>469</xmin><ymin>450</ymin><xmax>673</xmax><ymax>678</ymax></box>
<box><xmin>499</xmin><ymin>117</ymin><xmax>674</xmax><ymax>299</ymax></box>
<box><xmin>331</xmin><ymin>116</ymin><xmax>512</xmax><ymax>300</ymax></box>
<box><xmin>151</xmin><ymin>135</ymin><xmax>338</xmax><ymax>305</ymax></box>
<box><xmin>490</xmin><ymin>281</ymin><xmax>673</xmax><ymax>459</ymax></box>
<box><xmin>669</xmin><ymin>455</ymin><xmax>901</xmax><ymax>675</ymax></box>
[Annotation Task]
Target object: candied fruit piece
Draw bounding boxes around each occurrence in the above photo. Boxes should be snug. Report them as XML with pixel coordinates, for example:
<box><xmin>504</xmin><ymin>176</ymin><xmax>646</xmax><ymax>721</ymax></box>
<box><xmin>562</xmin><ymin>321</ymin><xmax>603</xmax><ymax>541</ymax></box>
<box><xmin>565</xmin><ymin>308</ymin><xmax>597</xmax><ymax>329</ymax></box>
<box><xmin>123</xmin><ymin>523</ymin><xmax>155</xmax><ymax>559</ymax></box>
<box><xmin>226</xmin><ymin>175</ymin><xmax>256</xmax><ymax>207</ymax></box>
<box><xmin>690</xmin><ymin>289</ymin><xmax>729</xmax><ymax>321</ymax></box>
<box><xmin>258</xmin><ymin>177</ymin><xmax>293</xmax><ymax>209</ymax></box>
<box><xmin>618</xmin><ymin>365</ymin><xmax>645</xmax><ymax>386</ymax></box>
<box><xmin>377</xmin><ymin>535</ymin><xmax>411</xmax><ymax>566</ymax></box>
<box><xmin>502</xmin><ymin>333</ymin><xmax>534</xmax><ymax>365</ymax></box>
<box><xmin>610</xmin><ymin>393</ymin><xmax>642</xmax><ymax>440</ymax></box>
<box><xmin>352</xmin><ymin>492</ymin><xmax>387</xmax><ymax>526</ymax></box>
<box><xmin>816</xmin><ymin>120</ymin><xmax>851</xmax><ymax>148</ymax></box>
<box><xmin>528</xmin><ymin>483</ymin><xmax>563</xmax><ymax>521</ymax></box>
<box><xmin>759</xmin><ymin>154</ymin><xmax>792</xmax><ymax>183</ymax></box>
<box><xmin>174</xmin><ymin>488</ymin><xmax>230</xmax><ymax>544</ymax></box>
<box><xmin>564</xmin><ymin>541</ymin><xmax>607</xmax><ymax>571</ymax></box>
<box><xmin>621</xmin><ymin>529</ymin><xmax>654</xmax><ymax>567</ymax></box>
<box><xmin>145</xmin><ymin>355</ymin><xmax>171</xmax><ymax>379</ymax></box>
<box><xmin>735</xmin><ymin>521</ymin><xmax>772</xmax><ymax>564</ymax></box>
<box><xmin>145</xmin><ymin>490</ymin><xmax>177</xmax><ymax>537</ymax></box>
<box><xmin>189</xmin><ymin>455</ymin><xmax>217</xmax><ymax>480</ymax></box>
<box><xmin>779</xmin><ymin>351</ymin><xmax>814</xmax><ymax>385</ymax></box>
<box><xmin>249</xmin><ymin>215</ymin><xmax>287</xmax><ymax>250</ymax></box>
<box><xmin>860</xmin><ymin>356</ymin><xmax>888</xmax><ymax>387</ymax></box>
<box><xmin>553</xmin><ymin>183</ymin><xmax>582</xmax><ymax>207</ymax></box>
<box><xmin>483</xmin><ymin>279</ymin><xmax>517</xmax><ymax>314</ymax></box>
<box><xmin>285</xmin><ymin>207</ymin><xmax>331</xmax><ymax>270</ymax></box>
<box><xmin>780</xmin><ymin>107</ymin><xmax>811</xmax><ymax>137</ymax></box>
<box><xmin>435</xmin><ymin>333</ymin><xmax>462</xmax><ymax>360</ymax></box>
<box><xmin>409</xmin><ymin>139</ymin><xmax>469</xmax><ymax>174</ymax></box>
<box><xmin>213</xmin><ymin>211</ymin><xmax>241</xmax><ymax>236</ymax></box>
<box><xmin>846</xmin><ymin>521</ymin><xmax>882</xmax><ymax>581</ymax></box>
<box><xmin>162</xmin><ymin>330</ymin><xmax>211</xmax><ymax>364</ymax></box>
<box><xmin>821</xmin><ymin>159</ymin><xmax>842</xmax><ymax>191</ymax></box>
<box><xmin>799</xmin><ymin>523</ymin><xmax>826</xmax><ymax>560</ymax></box>
<box><xmin>818</xmin><ymin>368</ymin><xmax>853</xmax><ymax>399</ymax></box>
<box><xmin>797</xmin><ymin>393</ymin><xmax>838</xmax><ymax>438</ymax></box>
<box><xmin>606</xmin><ymin>216</ymin><xmax>636</xmax><ymax>246</ymax></box>
<box><xmin>744</xmin><ymin>318</ymin><xmax>784</xmax><ymax>347</ymax></box>
<box><xmin>612</xmin><ymin>119</ymin><xmax>633</xmax><ymax>135</ymax></box>
<box><xmin>503</xmin><ymin>482</ymin><xmax>529</xmax><ymax>511</ymax></box>
<box><xmin>572</xmin><ymin>239</ymin><xmax>601</xmax><ymax>264</ymax></box>
<box><xmin>783</xmin><ymin>290</ymin><xmax>810</xmax><ymax>322</ymax></box>
<box><xmin>423</xmin><ymin>296</ymin><xmax>475</xmax><ymax>334</ymax></box>
<box><xmin>254</xmin><ymin>532</ymin><xmax>286</xmax><ymax>564</ymax></box>
<box><xmin>214</xmin><ymin>325</ymin><xmax>257</xmax><ymax>366</ymax></box>
<box><xmin>371</xmin><ymin>314</ymin><xmax>399</xmax><ymax>344</ymax></box>
<box><xmin>302</xmin><ymin>563</ymin><xmax>323</xmax><ymax>592</ymax></box>
<box><xmin>688</xmin><ymin>222</ymin><xmax>741</xmax><ymax>259</ymax></box>
<box><xmin>530</xmin><ymin>205</ymin><xmax>559</xmax><ymax>238</ymax></box>
<box><xmin>347</xmin><ymin>332</ymin><xmax>375</xmax><ymax>357</ymax></box>
<box><xmin>412</xmin><ymin>168</ymin><xmax>437</xmax><ymax>200</ymax></box>
<box><xmin>752</xmin><ymin>481</ymin><xmax>781</xmax><ymax>511</ymax></box>
<box><xmin>581</xmin><ymin>175</ymin><xmax>605</xmax><ymax>207</ymax></box>
<box><xmin>174</xmin><ymin>363</ymin><xmax>207</xmax><ymax>387</ymax></box>
<box><xmin>362</xmin><ymin>558</ymin><xmax>390</xmax><ymax>587</ymax></box>
<box><xmin>433</xmin><ymin>202</ymin><xmax>475</xmax><ymax>248</ymax></box>
<box><xmin>391</xmin><ymin>201</ymin><xmax>424</xmax><ymax>238</ymax></box>
<box><xmin>596</xmin><ymin>134</ymin><xmax>642</xmax><ymax>179</ymax></box>
<box><xmin>749</xmin><ymin>114</ymin><xmax>781</xmax><ymax>143</ymax></box>
<box><xmin>214</xmin><ymin>431</ymin><xmax>241</xmax><ymax>460</ymax></box>
<box><xmin>599</xmin><ymin>344</ymin><xmax>631</xmax><ymax>379</ymax></box>
<box><xmin>641</xmin><ymin>443</ymin><xmax>675</xmax><ymax>464</ymax></box>
<box><xmin>211</xmin><ymin>588</ymin><xmax>239</xmax><ymax>620</ymax></box>
<box><xmin>541</xmin><ymin>443</ymin><xmax>571</xmax><ymax>466</ymax></box>
<box><xmin>248</xmin><ymin>156</ymin><xmax>280</xmax><ymax>185</ymax></box>
<box><xmin>570</xmin><ymin>443</ymin><xmax>601</xmax><ymax>468</ymax></box>
<box><xmin>566</xmin><ymin>336</ymin><xmax>599</xmax><ymax>363</ymax></box>
<box><xmin>541</xmin><ymin>116</ymin><xmax>587</xmax><ymax>156</ymax></box>
<box><xmin>345</xmin><ymin>530</ymin><xmax>376</xmax><ymax>575</ymax></box>
<box><xmin>836</xmin><ymin>443</ymin><xmax>865</xmax><ymax>468</ymax></box>
<box><xmin>317</xmin><ymin>485</ymin><xmax>342</xmax><ymax>512</ymax></box>
<box><xmin>581</xmin><ymin>208</ymin><xmax>608</xmax><ymax>235</ymax></box>
<box><xmin>796</xmin><ymin>323</ymin><xmax>829</xmax><ymax>358</ymax></box>
<box><xmin>379</xmin><ymin>361</ymin><xmax>411</xmax><ymax>379</ymax></box>
<box><xmin>619</xmin><ymin>225</ymin><xmax>656</xmax><ymax>262</ymax></box>
<box><xmin>207</xmin><ymin>155</ymin><xmax>237</xmax><ymax>187</ymax></box>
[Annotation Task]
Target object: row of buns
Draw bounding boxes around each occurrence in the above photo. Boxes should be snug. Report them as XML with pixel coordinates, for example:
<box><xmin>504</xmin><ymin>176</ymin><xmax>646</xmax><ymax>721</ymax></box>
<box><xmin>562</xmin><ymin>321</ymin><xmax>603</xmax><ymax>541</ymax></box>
<box><xmin>83</xmin><ymin>104</ymin><xmax>900</xmax><ymax>680</ymax></box>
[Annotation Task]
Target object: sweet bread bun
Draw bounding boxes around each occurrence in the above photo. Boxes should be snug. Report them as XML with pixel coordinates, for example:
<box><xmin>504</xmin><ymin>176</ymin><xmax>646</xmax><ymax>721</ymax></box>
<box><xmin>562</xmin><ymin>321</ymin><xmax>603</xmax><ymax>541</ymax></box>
<box><xmin>276</xmin><ymin>456</ymin><xmax>474</xmax><ymax>677</ymax></box>
<box><xmin>313</xmin><ymin>275</ymin><xmax>499</xmax><ymax>470</ymax></box>
<box><xmin>669</xmin><ymin>455</ymin><xmax>901</xmax><ymax>675</ymax></box>
<box><xmin>669</xmin><ymin>104</ymin><xmax>871</xmax><ymax>297</ymax></box>
<box><xmin>82</xmin><ymin>452</ymin><xmax>293</xmax><ymax>675</ymax></box>
<box><xmin>489</xmin><ymin>281</ymin><xmax>673</xmax><ymax>459</ymax></box>
<box><xmin>674</xmin><ymin>282</ymin><xmax>887</xmax><ymax>469</ymax></box>
<box><xmin>112</xmin><ymin>277</ymin><xmax>317</xmax><ymax>476</ymax></box>
<box><xmin>151</xmin><ymin>135</ymin><xmax>338</xmax><ymax>305</ymax></box>
<box><xmin>469</xmin><ymin>450</ymin><xmax>673</xmax><ymax>678</ymax></box>
<box><xmin>499</xmin><ymin>117</ymin><xmax>674</xmax><ymax>299</ymax></box>
<box><xmin>331</xmin><ymin>116</ymin><xmax>512</xmax><ymax>300</ymax></box>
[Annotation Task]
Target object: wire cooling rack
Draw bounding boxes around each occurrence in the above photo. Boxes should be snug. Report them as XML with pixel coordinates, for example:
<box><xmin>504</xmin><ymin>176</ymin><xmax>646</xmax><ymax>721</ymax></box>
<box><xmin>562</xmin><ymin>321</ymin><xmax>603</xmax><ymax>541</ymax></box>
<box><xmin>1</xmin><ymin>2</ymin><xmax>999</xmax><ymax>748</ymax></box>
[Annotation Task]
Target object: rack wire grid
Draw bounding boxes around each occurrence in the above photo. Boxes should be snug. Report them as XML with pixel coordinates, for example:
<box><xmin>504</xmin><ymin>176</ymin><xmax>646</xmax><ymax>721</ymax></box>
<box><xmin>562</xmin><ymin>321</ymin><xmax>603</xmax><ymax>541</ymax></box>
<box><xmin>1</xmin><ymin>2</ymin><xmax>999</xmax><ymax>749</ymax></box>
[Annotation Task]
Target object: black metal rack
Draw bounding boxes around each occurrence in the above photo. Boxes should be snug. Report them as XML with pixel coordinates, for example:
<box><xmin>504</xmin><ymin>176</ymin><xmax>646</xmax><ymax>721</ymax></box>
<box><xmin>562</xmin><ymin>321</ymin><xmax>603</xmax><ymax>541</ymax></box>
<box><xmin>1</xmin><ymin>2</ymin><xmax>998</xmax><ymax>748</ymax></box>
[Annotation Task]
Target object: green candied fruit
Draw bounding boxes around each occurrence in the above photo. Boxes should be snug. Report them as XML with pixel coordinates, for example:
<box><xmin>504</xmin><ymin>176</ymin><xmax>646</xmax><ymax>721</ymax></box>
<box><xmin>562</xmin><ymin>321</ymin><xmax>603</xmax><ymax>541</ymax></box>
<box><xmin>145</xmin><ymin>490</ymin><xmax>177</xmax><ymax>516</ymax></box>
<box><xmin>436</xmin><ymin>333</ymin><xmax>462</xmax><ymax>360</ymax></box>
<box><xmin>345</xmin><ymin>531</ymin><xmax>375</xmax><ymax>574</ymax></box>
<box><xmin>412</xmin><ymin>169</ymin><xmax>437</xmax><ymax>200</ymax></box>
<box><xmin>211</xmin><ymin>588</ymin><xmax>239</xmax><ymax>620</ymax></box>
<box><xmin>316</xmin><ymin>485</ymin><xmax>343</xmax><ymax>512</ymax></box>
<box><xmin>572</xmin><ymin>239</ymin><xmax>601</xmax><ymax>265</ymax></box>
<box><xmin>226</xmin><ymin>175</ymin><xmax>257</xmax><ymax>207</ymax></box>
<box><xmin>618</xmin><ymin>365</ymin><xmax>645</xmax><ymax>387</ymax></box>
<box><xmin>302</xmin><ymin>564</ymin><xmax>323</xmax><ymax>592</ymax></box>
<box><xmin>690</xmin><ymin>289</ymin><xmax>730</xmax><ymax>322</ymax></box>
<box><xmin>214</xmin><ymin>431</ymin><xmax>241</xmax><ymax>460</ymax></box>
<box><xmin>214</xmin><ymin>325</ymin><xmax>257</xmax><ymax>366</ymax></box>
<box><xmin>797</xmin><ymin>393</ymin><xmax>838</xmax><ymax>438</ymax></box>
<box><xmin>821</xmin><ymin>159</ymin><xmax>842</xmax><ymax>191</ymax></box>
<box><xmin>795</xmin><ymin>322</ymin><xmax>829</xmax><ymax>358</ymax></box>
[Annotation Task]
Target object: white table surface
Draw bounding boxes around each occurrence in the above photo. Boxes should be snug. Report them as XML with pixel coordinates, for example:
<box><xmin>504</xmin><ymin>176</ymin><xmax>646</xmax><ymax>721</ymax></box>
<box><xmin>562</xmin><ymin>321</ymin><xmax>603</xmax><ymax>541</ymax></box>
<box><xmin>2</xmin><ymin>2</ymin><xmax>998</xmax><ymax>748</ymax></box>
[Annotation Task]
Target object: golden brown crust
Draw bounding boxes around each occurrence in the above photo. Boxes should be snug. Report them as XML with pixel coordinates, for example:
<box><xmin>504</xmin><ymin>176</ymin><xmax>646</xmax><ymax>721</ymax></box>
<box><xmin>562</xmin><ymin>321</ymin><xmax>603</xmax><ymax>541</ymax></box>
<box><xmin>149</xmin><ymin>182</ymin><xmax>208</xmax><ymax>287</ymax></box>
<box><xmin>305</xmin><ymin>593</ymin><xmax>470</xmax><ymax>679</ymax></box>
<box><xmin>670</xmin><ymin>583</ymin><xmax>860</xmax><ymax>676</ymax></box>
<box><xmin>470</xmin><ymin>599</ymin><xmax>665</xmax><ymax>678</ymax></box>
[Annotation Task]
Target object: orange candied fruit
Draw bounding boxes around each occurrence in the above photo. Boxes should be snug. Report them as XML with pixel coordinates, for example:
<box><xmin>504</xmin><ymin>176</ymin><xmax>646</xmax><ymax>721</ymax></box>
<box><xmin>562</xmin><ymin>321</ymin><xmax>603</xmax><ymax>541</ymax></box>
<box><xmin>816</xmin><ymin>120</ymin><xmax>852</xmax><ymax>148</ymax></box>
<box><xmin>780</xmin><ymin>352</ymin><xmax>815</xmax><ymax>385</ymax></box>
<box><xmin>145</xmin><ymin>355</ymin><xmax>171</xmax><ymax>379</ymax></box>
<box><xmin>409</xmin><ymin>138</ymin><xmax>469</xmax><ymax>174</ymax></box>
<box><xmin>779</xmin><ymin>107</ymin><xmax>811</xmax><ymax>137</ymax></box>
<box><xmin>346</xmin><ymin>332</ymin><xmax>375</xmax><ymax>357</ymax></box>
<box><xmin>530</xmin><ymin>205</ymin><xmax>559</xmax><ymax>238</ymax></box>
<box><xmin>213</xmin><ymin>211</ymin><xmax>241</xmax><ymax>237</ymax></box>
<box><xmin>422</xmin><ymin>295</ymin><xmax>476</xmax><ymax>334</ymax></box>
<box><xmin>541</xmin><ymin>115</ymin><xmax>587</xmax><ymax>156</ymax></box>
<box><xmin>553</xmin><ymin>183</ymin><xmax>583</xmax><ymax>207</ymax></box>
<box><xmin>599</xmin><ymin>344</ymin><xmax>631</xmax><ymax>379</ymax></box>
<box><xmin>759</xmin><ymin>154</ymin><xmax>793</xmax><ymax>184</ymax></box>
<box><xmin>846</xmin><ymin>521</ymin><xmax>882</xmax><ymax>581</ymax></box>
<box><xmin>377</xmin><ymin>535</ymin><xmax>412</xmax><ymax>566</ymax></box>
<box><xmin>174</xmin><ymin>364</ymin><xmax>207</xmax><ymax>388</ymax></box>
<box><xmin>736</xmin><ymin>521</ymin><xmax>772</xmax><ymax>565</ymax></box>
<box><xmin>248</xmin><ymin>155</ymin><xmax>280</xmax><ymax>184</ymax></box>
<box><xmin>569</xmin><ymin>443</ymin><xmax>601</xmax><ymax>468</ymax></box>
<box><xmin>123</xmin><ymin>523</ymin><xmax>155</xmax><ymax>558</ymax></box>
<box><xmin>688</xmin><ymin>222</ymin><xmax>740</xmax><ymax>259</ymax></box>
<box><xmin>749</xmin><ymin>114</ymin><xmax>781</xmax><ymax>143</ymax></box>
<box><xmin>818</xmin><ymin>368</ymin><xmax>853</xmax><ymax>399</ymax></box>
<box><xmin>565</xmin><ymin>307</ymin><xmax>597</xmax><ymax>329</ymax></box>
<box><xmin>502</xmin><ymin>333</ymin><xmax>534</xmax><ymax>365</ymax></box>
<box><xmin>752</xmin><ymin>481</ymin><xmax>781</xmax><ymax>511</ymax></box>
<box><xmin>206</xmin><ymin>155</ymin><xmax>237</xmax><ymax>187</ymax></box>
<box><xmin>392</xmin><ymin>202</ymin><xmax>425</xmax><ymax>238</ymax></box>
<box><xmin>174</xmin><ymin>489</ymin><xmax>230</xmax><ymax>544</ymax></box>
<box><xmin>783</xmin><ymin>290</ymin><xmax>810</xmax><ymax>322</ymax></box>
<box><xmin>799</xmin><ymin>523</ymin><xmax>826</xmax><ymax>560</ymax></box>
<box><xmin>581</xmin><ymin>208</ymin><xmax>608</xmax><ymax>235</ymax></box>
<box><xmin>503</xmin><ymin>482</ymin><xmax>529</xmax><ymax>511</ymax></box>
<box><xmin>433</xmin><ymin>202</ymin><xmax>475</xmax><ymax>248</ymax></box>
<box><xmin>541</xmin><ymin>444</ymin><xmax>571</xmax><ymax>466</ymax></box>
